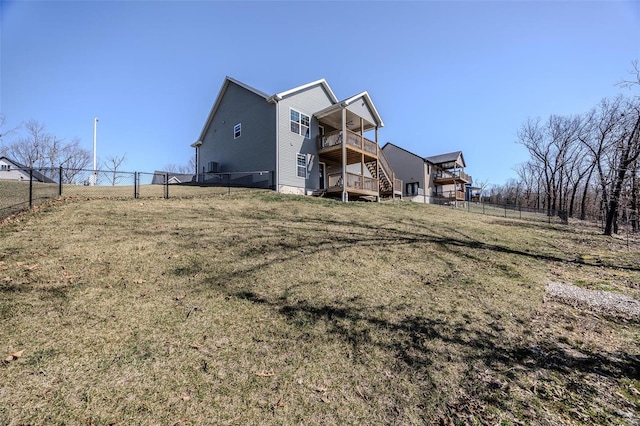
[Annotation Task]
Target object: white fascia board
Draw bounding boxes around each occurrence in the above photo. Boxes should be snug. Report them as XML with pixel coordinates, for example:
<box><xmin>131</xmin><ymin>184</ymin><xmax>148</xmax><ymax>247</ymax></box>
<box><xmin>342</xmin><ymin>91</ymin><xmax>384</xmax><ymax>128</ymax></box>
<box><xmin>273</xmin><ymin>79</ymin><xmax>339</xmax><ymax>103</ymax></box>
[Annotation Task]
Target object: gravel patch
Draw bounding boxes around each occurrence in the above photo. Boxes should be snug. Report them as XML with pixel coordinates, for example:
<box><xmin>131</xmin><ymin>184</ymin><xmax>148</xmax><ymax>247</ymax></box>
<box><xmin>546</xmin><ymin>281</ymin><xmax>640</xmax><ymax>320</ymax></box>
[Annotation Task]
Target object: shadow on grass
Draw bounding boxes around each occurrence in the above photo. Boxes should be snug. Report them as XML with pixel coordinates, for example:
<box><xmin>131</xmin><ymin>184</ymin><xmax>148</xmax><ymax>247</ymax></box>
<box><xmin>186</xmin><ymin>210</ymin><xmax>639</xmax><ymax>422</ymax></box>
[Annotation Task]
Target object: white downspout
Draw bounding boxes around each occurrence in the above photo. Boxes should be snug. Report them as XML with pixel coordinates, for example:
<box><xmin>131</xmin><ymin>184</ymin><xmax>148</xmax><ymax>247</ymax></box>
<box><xmin>275</xmin><ymin>101</ymin><xmax>280</xmax><ymax>192</ymax></box>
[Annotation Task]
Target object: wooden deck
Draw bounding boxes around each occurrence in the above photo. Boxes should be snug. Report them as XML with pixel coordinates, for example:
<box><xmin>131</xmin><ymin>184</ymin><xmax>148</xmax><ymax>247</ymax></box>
<box><xmin>433</xmin><ymin>170</ymin><xmax>470</xmax><ymax>185</ymax></box>
<box><xmin>326</xmin><ymin>172</ymin><xmax>379</xmax><ymax>197</ymax></box>
<box><xmin>317</xmin><ymin>128</ymin><xmax>403</xmax><ymax>200</ymax></box>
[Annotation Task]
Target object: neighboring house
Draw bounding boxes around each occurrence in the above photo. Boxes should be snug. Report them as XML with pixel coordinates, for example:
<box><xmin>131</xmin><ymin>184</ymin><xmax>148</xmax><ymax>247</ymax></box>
<box><xmin>0</xmin><ymin>156</ymin><xmax>56</xmax><ymax>183</ymax></box>
<box><xmin>192</xmin><ymin>77</ymin><xmax>402</xmax><ymax>201</ymax></box>
<box><xmin>150</xmin><ymin>171</ymin><xmax>195</xmax><ymax>185</ymax></box>
<box><xmin>381</xmin><ymin>144</ymin><xmax>471</xmax><ymax>203</ymax></box>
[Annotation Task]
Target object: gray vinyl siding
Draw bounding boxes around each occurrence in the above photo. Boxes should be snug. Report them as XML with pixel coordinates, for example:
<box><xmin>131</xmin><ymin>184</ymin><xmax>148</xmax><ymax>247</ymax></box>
<box><xmin>277</xmin><ymin>84</ymin><xmax>335</xmax><ymax>191</ymax></box>
<box><xmin>199</xmin><ymin>82</ymin><xmax>276</xmax><ymax>174</ymax></box>
<box><xmin>346</xmin><ymin>99</ymin><xmax>377</xmax><ymax>126</ymax></box>
<box><xmin>382</xmin><ymin>144</ymin><xmax>426</xmax><ymax>195</ymax></box>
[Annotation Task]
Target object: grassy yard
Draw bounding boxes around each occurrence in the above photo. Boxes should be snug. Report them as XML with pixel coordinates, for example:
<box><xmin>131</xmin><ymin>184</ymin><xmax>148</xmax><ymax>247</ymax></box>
<box><xmin>0</xmin><ymin>193</ymin><xmax>638</xmax><ymax>425</ymax></box>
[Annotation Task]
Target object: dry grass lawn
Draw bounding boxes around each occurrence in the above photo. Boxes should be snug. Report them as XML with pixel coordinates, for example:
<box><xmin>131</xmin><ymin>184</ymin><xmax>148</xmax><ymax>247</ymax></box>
<box><xmin>0</xmin><ymin>192</ymin><xmax>638</xmax><ymax>425</ymax></box>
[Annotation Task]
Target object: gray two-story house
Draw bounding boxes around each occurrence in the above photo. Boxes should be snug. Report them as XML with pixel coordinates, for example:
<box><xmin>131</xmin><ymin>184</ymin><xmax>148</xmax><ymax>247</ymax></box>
<box><xmin>381</xmin><ymin>143</ymin><xmax>470</xmax><ymax>204</ymax></box>
<box><xmin>192</xmin><ymin>77</ymin><xmax>402</xmax><ymax>201</ymax></box>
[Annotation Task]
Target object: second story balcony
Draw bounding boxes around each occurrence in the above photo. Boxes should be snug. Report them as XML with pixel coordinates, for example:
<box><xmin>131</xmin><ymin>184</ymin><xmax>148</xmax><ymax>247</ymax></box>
<box><xmin>434</xmin><ymin>169</ymin><xmax>470</xmax><ymax>184</ymax></box>
<box><xmin>318</xmin><ymin>129</ymin><xmax>378</xmax><ymax>163</ymax></box>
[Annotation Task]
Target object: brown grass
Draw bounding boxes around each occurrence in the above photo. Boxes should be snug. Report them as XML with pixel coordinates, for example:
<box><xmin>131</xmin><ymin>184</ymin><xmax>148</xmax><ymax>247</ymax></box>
<box><xmin>0</xmin><ymin>193</ymin><xmax>638</xmax><ymax>425</ymax></box>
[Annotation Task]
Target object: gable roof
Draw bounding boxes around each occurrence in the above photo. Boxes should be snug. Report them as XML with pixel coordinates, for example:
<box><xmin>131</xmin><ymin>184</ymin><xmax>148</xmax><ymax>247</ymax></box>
<box><xmin>269</xmin><ymin>78</ymin><xmax>338</xmax><ymax>103</ymax></box>
<box><xmin>196</xmin><ymin>77</ymin><xmax>270</xmax><ymax>143</ymax></box>
<box><xmin>424</xmin><ymin>151</ymin><xmax>465</xmax><ymax>168</ymax></box>
<box><xmin>0</xmin><ymin>156</ymin><xmax>56</xmax><ymax>183</ymax></box>
<box><xmin>381</xmin><ymin>142</ymin><xmax>425</xmax><ymax>161</ymax></box>
<box><xmin>315</xmin><ymin>91</ymin><xmax>384</xmax><ymax>128</ymax></box>
<box><xmin>151</xmin><ymin>171</ymin><xmax>195</xmax><ymax>184</ymax></box>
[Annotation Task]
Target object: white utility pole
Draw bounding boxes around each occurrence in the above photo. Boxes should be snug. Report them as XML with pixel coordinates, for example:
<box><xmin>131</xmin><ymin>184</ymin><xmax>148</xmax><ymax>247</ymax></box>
<box><xmin>92</xmin><ymin>117</ymin><xmax>98</xmax><ymax>185</ymax></box>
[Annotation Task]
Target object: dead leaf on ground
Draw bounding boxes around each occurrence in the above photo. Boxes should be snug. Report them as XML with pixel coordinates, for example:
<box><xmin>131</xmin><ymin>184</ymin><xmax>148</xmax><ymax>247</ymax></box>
<box><xmin>3</xmin><ymin>350</ymin><xmax>24</xmax><ymax>363</ymax></box>
<box><xmin>134</xmin><ymin>279</ymin><xmax>146</xmax><ymax>284</ymax></box>
<box><xmin>255</xmin><ymin>371</ymin><xmax>275</xmax><ymax>377</ymax></box>
<box><xmin>190</xmin><ymin>343</ymin><xmax>201</xmax><ymax>350</ymax></box>
<box><xmin>315</xmin><ymin>386</ymin><xmax>328</xmax><ymax>392</ymax></box>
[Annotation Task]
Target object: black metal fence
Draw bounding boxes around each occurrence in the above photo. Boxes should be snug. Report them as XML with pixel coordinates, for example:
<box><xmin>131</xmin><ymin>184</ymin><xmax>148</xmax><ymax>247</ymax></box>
<box><xmin>434</xmin><ymin>199</ymin><xmax>593</xmax><ymax>226</ymax></box>
<box><xmin>0</xmin><ymin>167</ymin><xmax>274</xmax><ymax>221</ymax></box>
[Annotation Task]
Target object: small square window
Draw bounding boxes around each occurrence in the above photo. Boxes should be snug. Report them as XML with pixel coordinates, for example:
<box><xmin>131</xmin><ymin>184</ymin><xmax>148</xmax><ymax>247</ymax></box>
<box><xmin>234</xmin><ymin>123</ymin><xmax>241</xmax><ymax>139</ymax></box>
<box><xmin>296</xmin><ymin>154</ymin><xmax>307</xmax><ymax>178</ymax></box>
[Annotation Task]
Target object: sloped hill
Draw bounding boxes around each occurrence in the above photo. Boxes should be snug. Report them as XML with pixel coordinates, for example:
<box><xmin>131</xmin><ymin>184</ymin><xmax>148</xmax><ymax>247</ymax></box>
<box><xmin>1</xmin><ymin>192</ymin><xmax>638</xmax><ymax>424</ymax></box>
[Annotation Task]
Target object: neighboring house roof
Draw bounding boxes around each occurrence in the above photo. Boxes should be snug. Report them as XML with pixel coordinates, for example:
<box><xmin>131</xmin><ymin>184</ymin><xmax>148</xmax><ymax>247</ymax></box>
<box><xmin>315</xmin><ymin>91</ymin><xmax>384</xmax><ymax>128</ymax></box>
<box><xmin>424</xmin><ymin>151</ymin><xmax>466</xmax><ymax>168</ymax></box>
<box><xmin>0</xmin><ymin>156</ymin><xmax>56</xmax><ymax>183</ymax></box>
<box><xmin>381</xmin><ymin>142</ymin><xmax>426</xmax><ymax>162</ymax></box>
<box><xmin>151</xmin><ymin>171</ymin><xmax>195</xmax><ymax>184</ymax></box>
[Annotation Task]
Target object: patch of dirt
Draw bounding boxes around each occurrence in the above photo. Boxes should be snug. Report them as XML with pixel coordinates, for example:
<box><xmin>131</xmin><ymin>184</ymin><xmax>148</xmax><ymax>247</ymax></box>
<box><xmin>546</xmin><ymin>281</ymin><xmax>640</xmax><ymax>321</ymax></box>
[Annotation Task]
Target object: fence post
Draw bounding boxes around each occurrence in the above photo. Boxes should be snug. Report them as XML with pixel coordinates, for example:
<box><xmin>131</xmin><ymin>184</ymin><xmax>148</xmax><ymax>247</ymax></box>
<box><xmin>134</xmin><ymin>172</ymin><xmax>138</xmax><ymax>199</ymax></box>
<box><xmin>482</xmin><ymin>202</ymin><xmax>485</xmax><ymax>215</ymax></box>
<box><xmin>519</xmin><ymin>204</ymin><xmax>522</xmax><ymax>220</ymax></box>
<box><xmin>227</xmin><ymin>173</ymin><xmax>231</xmax><ymax>195</ymax></box>
<box><xmin>29</xmin><ymin>169</ymin><xmax>33</xmax><ymax>207</ymax></box>
<box><xmin>165</xmin><ymin>173</ymin><xmax>169</xmax><ymax>199</ymax></box>
<box><xmin>504</xmin><ymin>204</ymin><xmax>507</xmax><ymax>218</ymax></box>
<box><xmin>58</xmin><ymin>166</ymin><xmax>63</xmax><ymax>196</ymax></box>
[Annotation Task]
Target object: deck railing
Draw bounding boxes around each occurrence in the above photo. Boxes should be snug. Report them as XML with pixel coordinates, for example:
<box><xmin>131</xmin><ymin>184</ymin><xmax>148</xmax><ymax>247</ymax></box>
<box><xmin>394</xmin><ymin>178</ymin><xmax>403</xmax><ymax>194</ymax></box>
<box><xmin>437</xmin><ymin>189</ymin><xmax>466</xmax><ymax>200</ymax></box>
<box><xmin>319</xmin><ymin>130</ymin><xmax>342</xmax><ymax>149</ymax></box>
<box><xmin>319</xmin><ymin>130</ymin><xmax>377</xmax><ymax>156</ymax></box>
<box><xmin>434</xmin><ymin>169</ymin><xmax>470</xmax><ymax>182</ymax></box>
<box><xmin>327</xmin><ymin>172</ymin><xmax>377</xmax><ymax>192</ymax></box>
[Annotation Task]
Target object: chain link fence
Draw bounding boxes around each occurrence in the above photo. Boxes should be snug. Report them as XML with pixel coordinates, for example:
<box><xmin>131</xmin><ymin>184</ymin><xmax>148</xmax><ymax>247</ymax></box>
<box><xmin>1</xmin><ymin>167</ymin><xmax>274</xmax><ymax>220</ymax></box>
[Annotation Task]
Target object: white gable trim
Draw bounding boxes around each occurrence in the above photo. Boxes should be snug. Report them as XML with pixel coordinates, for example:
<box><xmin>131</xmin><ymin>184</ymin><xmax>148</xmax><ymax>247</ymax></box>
<box><xmin>270</xmin><ymin>79</ymin><xmax>338</xmax><ymax>103</ymax></box>
<box><xmin>341</xmin><ymin>91</ymin><xmax>384</xmax><ymax>128</ymax></box>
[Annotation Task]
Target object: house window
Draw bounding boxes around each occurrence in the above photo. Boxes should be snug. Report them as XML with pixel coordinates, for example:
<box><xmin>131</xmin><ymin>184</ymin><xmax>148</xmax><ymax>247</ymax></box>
<box><xmin>234</xmin><ymin>123</ymin><xmax>241</xmax><ymax>139</ymax></box>
<box><xmin>0</xmin><ymin>164</ymin><xmax>8</xmax><ymax>171</ymax></box>
<box><xmin>296</xmin><ymin>154</ymin><xmax>307</xmax><ymax>178</ymax></box>
<box><xmin>290</xmin><ymin>109</ymin><xmax>310</xmax><ymax>138</ymax></box>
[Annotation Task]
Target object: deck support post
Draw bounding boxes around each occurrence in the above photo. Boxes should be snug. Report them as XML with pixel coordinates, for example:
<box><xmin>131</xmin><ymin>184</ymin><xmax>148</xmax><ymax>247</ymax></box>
<box><xmin>341</xmin><ymin>108</ymin><xmax>348</xmax><ymax>202</ymax></box>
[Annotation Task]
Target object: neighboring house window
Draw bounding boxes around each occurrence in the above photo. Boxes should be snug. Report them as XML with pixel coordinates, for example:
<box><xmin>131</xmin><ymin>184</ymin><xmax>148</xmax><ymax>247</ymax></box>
<box><xmin>0</xmin><ymin>164</ymin><xmax>8</xmax><ymax>171</ymax></box>
<box><xmin>406</xmin><ymin>182</ymin><xmax>419</xmax><ymax>196</ymax></box>
<box><xmin>234</xmin><ymin>123</ymin><xmax>241</xmax><ymax>139</ymax></box>
<box><xmin>290</xmin><ymin>109</ymin><xmax>310</xmax><ymax>138</ymax></box>
<box><xmin>296</xmin><ymin>154</ymin><xmax>307</xmax><ymax>178</ymax></box>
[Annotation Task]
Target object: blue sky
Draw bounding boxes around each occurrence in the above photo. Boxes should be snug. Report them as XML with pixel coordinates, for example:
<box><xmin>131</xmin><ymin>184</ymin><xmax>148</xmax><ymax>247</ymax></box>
<box><xmin>1</xmin><ymin>0</ymin><xmax>639</xmax><ymax>185</ymax></box>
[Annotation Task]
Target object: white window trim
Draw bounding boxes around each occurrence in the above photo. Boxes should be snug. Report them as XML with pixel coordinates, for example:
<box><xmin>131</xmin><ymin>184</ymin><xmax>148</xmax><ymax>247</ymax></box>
<box><xmin>296</xmin><ymin>153</ymin><xmax>307</xmax><ymax>179</ymax></box>
<box><xmin>290</xmin><ymin>108</ymin><xmax>310</xmax><ymax>139</ymax></box>
<box><xmin>234</xmin><ymin>123</ymin><xmax>241</xmax><ymax>139</ymax></box>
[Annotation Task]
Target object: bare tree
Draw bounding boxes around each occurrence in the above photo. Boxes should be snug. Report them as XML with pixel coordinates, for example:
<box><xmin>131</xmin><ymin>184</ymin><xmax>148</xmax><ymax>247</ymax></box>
<box><xmin>103</xmin><ymin>154</ymin><xmax>127</xmax><ymax>186</ymax></box>
<box><xmin>0</xmin><ymin>119</ymin><xmax>91</xmax><ymax>182</ymax></box>
<box><xmin>603</xmin><ymin>97</ymin><xmax>640</xmax><ymax>235</ymax></box>
<box><xmin>0</xmin><ymin>114</ymin><xmax>21</xmax><ymax>143</ymax></box>
<box><xmin>164</xmin><ymin>155</ymin><xmax>196</xmax><ymax>175</ymax></box>
<box><xmin>473</xmin><ymin>178</ymin><xmax>490</xmax><ymax>202</ymax></box>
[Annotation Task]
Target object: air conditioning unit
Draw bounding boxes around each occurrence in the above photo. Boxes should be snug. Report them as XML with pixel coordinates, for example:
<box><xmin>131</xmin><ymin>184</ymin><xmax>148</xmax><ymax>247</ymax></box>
<box><xmin>207</xmin><ymin>161</ymin><xmax>218</xmax><ymax>173</ymax></box>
